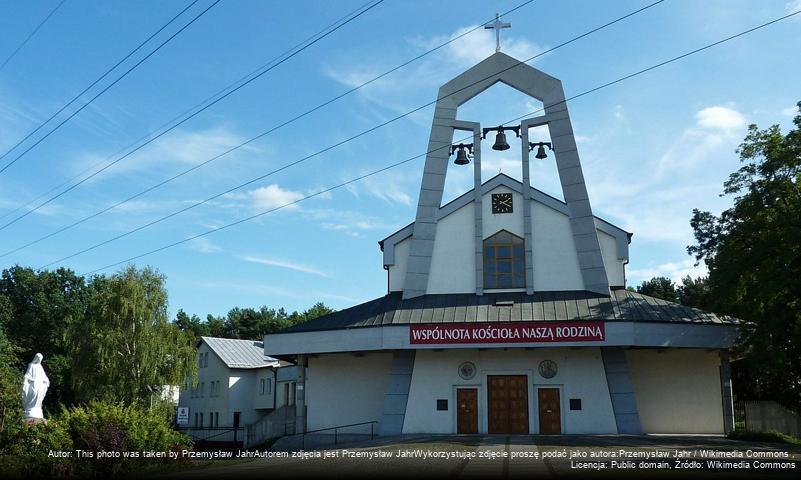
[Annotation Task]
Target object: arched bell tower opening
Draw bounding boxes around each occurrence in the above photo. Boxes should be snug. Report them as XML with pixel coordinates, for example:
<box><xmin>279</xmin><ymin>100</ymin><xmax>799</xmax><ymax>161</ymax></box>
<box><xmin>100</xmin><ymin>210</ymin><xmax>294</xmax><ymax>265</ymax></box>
<box><xmin>402</xmin><ymin>50</ymin><xmax>610</xmax><ymax>299</ymax></box>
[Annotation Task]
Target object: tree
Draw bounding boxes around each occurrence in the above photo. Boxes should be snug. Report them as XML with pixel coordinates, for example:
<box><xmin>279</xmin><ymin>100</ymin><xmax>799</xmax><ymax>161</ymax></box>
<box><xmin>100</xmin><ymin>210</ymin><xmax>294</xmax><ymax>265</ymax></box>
<box><xmin>677</xmin><ymin>275</ymin><xmax>710</xmax><ymax>310</ymax></box>
<box><xmin>0</xmin><ymin>320</ymin><xmax>22</xmax><ymax>436</ymax></box>
<box><xmin>0</xmin><ymin>266</ymin><xmax>89</xmax><ymax>410</ymax></box>
<box><xmin>70</xmin><ymin>266</ymin><xmax>197</xmax><ymax>405</ymax></box>
<box><xmin>635</xmin><ymin>276</ymin><xmax>679</xmax><ymax>302</ymax></box>
<box><xmin>688</xmin><ymin>102</ymin><xmax>801</xmax><ymax>410</ymax></box>
<box><xmin>174</xmin><ymin>309</ymin><xmax>207</xmax><ymax>340</ymax></box>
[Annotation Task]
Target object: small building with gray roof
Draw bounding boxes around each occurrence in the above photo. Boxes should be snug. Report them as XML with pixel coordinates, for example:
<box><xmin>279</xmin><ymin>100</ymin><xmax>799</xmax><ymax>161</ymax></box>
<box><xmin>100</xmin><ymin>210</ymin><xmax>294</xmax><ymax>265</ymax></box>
<box><xmin>177</xmin><ymin>336</ymin><xmax>299</xmax><ymax>443</ymax></box>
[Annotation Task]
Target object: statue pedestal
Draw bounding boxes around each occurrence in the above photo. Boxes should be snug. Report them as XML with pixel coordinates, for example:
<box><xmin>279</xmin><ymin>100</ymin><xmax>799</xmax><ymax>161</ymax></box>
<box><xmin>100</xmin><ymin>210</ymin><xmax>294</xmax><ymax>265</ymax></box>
<box><xmin>23</xmin><ymin>417</ymin><xmax>48</xmax><ymax>427</ymax></box>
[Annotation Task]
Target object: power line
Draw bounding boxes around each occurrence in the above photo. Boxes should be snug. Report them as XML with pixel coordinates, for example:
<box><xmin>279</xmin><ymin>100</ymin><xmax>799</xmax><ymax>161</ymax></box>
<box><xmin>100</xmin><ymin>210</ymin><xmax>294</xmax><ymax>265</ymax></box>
<box><xmin>0</xmin><ymin>0</ymin><xmax>200</xmax><ymax>169</ymax></box>
<box><xmin>70</xmin><ymin>8</ymin><xmax>801</xmax><ymax>275</ymax></box>
<box><xmin>31</xmin><ymin>1</ymin><xmax>671</xmax><ymax>268</ymax></box>
<box><xmin>0</xmin><ymin>0</ymin><xmax>388</xmax><ymax>220</ymax></box>
<box><xmin>0</xmin><ymin>0</ymin><xmax>641</xmax><ymax>253</ymax></box>
<box><xmin>0</xmin><ymin>0</ymin><xmax>68</xmax><ymax>72</ymax></box>
<box><xmin>0</xmin><ymin>1</ymin><xmax>537</xmax><ymax>253</ymax></box>
<box><xmin>0</xmin><ymin>0</ymin><xmax>385</xmax><ymax>229</ymax></box>
<box><xmin>0</xmin><ymin>0</ymin><xmax>220</xmax><ymax>175</ymax></box>
<box><xmin>0</xmin><ymin>0</ymin><xmax>390</xmax><ymax>224</ymax></box>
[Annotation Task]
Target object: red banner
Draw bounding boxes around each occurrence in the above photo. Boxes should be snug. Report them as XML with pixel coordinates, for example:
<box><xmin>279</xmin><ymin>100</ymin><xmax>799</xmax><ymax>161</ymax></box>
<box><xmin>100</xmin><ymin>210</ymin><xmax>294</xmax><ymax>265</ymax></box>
<box><xmin>409</xmin><ymin>321</ymin><xmax>605</xmax><ymax>345</ymax></box>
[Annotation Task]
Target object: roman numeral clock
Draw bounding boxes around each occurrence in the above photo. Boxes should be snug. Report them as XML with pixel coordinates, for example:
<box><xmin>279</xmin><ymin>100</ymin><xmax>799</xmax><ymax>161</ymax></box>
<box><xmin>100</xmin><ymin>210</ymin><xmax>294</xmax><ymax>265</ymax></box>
<box><xmin>491</xmin><ymin>193</ymin><xmax>513</xmax><ymax>214</ymax></box>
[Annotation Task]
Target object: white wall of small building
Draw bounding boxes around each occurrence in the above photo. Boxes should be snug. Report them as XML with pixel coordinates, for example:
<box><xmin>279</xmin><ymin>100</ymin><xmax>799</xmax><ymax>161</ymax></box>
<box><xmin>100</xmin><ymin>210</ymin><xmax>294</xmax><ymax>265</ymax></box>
<box><xmin>305</xmin><ymin>352</ymin><xmax>393</xmax><ymax>432</ymax></box>
<box><xmin>402</xmin><ymin>348</ymin><xmax>618</xmax><ymax>435</ymax></box>
<box><xmin>178</xmin><ymin>343</ymin><xmax>231</xmax><ymax>428</ymax></box>
<box><xmin>388</xmin><ymin>185</ymin><xmax>625</xmax><ymax>293</ymax></box>
<box><xmin>177</xmin><ymin>344</ymin><xmax>277</xmax><ymax>430</ymax></box>
<box><xmin>627</xmin><ymin>349</ymin><xmax>724</xmax><ymax>434</ymax></box>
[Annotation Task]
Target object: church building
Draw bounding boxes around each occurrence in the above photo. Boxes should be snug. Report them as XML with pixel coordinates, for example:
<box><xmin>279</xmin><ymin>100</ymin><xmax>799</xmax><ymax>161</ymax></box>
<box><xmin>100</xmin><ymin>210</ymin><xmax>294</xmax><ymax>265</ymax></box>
<box><xmin>263</xmin><ymin>29</ymin><xmax>739</xmax><ymax>436</ymax></box>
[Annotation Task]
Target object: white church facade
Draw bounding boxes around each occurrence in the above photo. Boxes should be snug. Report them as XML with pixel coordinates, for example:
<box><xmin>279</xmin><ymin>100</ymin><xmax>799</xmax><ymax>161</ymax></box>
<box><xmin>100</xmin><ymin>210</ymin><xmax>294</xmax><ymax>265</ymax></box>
<box><xmin>263</xmin><ymin>48</ymin><xmax>739</xmax><ymax>436</ymax></box>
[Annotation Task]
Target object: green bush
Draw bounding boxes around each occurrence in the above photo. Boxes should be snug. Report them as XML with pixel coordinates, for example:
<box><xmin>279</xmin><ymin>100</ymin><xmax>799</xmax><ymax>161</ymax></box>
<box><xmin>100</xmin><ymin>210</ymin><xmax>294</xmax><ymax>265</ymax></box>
<box><xmin>727</xmin><ymin>429</ymin><xmax>801</xmax><ymax>445</ymax></box>
<box><xmin>1</xmin><ymin>401</ymin><xmax>192</xmax><ymax>477</ymax></box>
<box><xmin>60</xmin><ymin>401</ymin><xmax>192</xmax><ymax>475</ymax></box>
<box><xmin>0</xmin><ymin>420</ymin><xmax>73</xmax><ymax>477</ymax></box>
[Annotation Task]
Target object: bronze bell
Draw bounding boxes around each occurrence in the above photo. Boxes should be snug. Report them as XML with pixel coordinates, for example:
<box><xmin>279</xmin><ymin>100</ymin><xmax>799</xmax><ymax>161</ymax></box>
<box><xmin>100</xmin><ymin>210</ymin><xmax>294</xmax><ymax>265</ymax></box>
<box><xmin>492</xmin><ymin>130</ymin><xmax>510</xmax><ymax>151</ymax></box>
<box><xmin>454</xmin><ymin>147</ymin><xmax>470</xmax><ymax>165</ymax></box>
<box><xmin>535</xmin><ymin>144</ymin><xmax>548</xmax><ymax>159</ymax></box>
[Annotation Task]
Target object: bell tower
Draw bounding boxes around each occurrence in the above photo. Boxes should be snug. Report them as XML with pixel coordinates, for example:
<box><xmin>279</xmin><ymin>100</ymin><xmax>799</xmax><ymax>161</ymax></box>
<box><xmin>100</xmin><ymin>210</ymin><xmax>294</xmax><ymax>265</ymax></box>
<box><xmin>402</xmin><ymin>50</ymin><xmax>610</xmax><ymax>299</ymax></box>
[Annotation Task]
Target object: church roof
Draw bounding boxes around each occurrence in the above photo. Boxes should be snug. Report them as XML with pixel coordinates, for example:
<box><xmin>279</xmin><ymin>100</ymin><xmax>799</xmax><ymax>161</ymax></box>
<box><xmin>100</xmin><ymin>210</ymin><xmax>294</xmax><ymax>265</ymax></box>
<box><xmin>278</xmin><ymin>290</ymin><xmax>738</xmax><ymax>334</ymax></box>
<box><xmin>200</xmin><ymin>336</ymin><xmax>281</xmax><ymax>369</ymax></box>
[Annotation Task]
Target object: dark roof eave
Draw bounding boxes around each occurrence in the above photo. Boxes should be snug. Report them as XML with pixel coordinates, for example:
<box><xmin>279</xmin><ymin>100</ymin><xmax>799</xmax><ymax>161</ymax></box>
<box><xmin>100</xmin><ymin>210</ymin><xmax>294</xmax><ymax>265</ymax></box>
<box><xmin>273</xmin><ymin>290</ymin><xmax>741</xmax><ymax>334</ymax></box>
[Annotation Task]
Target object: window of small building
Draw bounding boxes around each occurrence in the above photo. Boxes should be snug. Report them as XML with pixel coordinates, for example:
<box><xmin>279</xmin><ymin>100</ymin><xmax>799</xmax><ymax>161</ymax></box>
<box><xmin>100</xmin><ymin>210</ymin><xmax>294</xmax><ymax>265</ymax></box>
<box><xmin>260</xmin><ymin>378</ymin><xmax>265</xmax><ymax>395</ymax></box>
<box><xmin>266</xmin><ymin>378</ymin><xmax>272</xmax><ymax>394</ymax></box>
<box><xmin>483</xmin><ymin>230</ymin><xmax>525</xmax><ymax>289</ymax></box>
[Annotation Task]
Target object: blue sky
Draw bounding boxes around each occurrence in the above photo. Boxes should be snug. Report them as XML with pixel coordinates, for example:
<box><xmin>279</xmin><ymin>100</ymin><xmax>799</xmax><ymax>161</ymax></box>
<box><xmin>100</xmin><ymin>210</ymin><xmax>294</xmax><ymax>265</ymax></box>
<box><xmin>0</xmin><ymin>0</ymin><xmax>799</xmax><ymax>318</ymax></box>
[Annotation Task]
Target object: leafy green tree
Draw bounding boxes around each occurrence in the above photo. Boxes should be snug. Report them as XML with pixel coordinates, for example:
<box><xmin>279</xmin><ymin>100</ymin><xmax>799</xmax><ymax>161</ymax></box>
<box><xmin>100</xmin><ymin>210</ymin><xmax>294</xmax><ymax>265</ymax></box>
<box><xmin>301</xmin><ymin>302</ymin><xmax>336</xmax><ymax>323</ymax></box>
<box><xmin>0</xmin><ymin>321</ymin><xmax>23</xmax><ymax>436</ymax></box>
<box><xmin>635</xmin><ymin>276</ymin><xmax>679</xmax><ymax>302</ymax></box>
<box><xmin>205</xmin><ymin>314</ymin><xmax>226</xmax><ymax>337</ymax></box>
<box><xmin>688</xmin><ymin>102</ymin><xmax>801</xmax><ymax>410</ymax></box>
<box><xmin>174</xmin><ymin>309</ymin><xmax>207</xmax><ymax>340</ymax></box>
<box><xmin>70</xmin><ymin>266</ymin><xmax>197</xmax><ymax>405</ymax></box>
<box><xmin>0</xmin><ymin>266</ymin><xmax>89</xmax><ymax>410</ymax></box>
<box><xmin>677</xmin><ymin>275</ymin><xmax>711</xmax><ymax>310</ymax></box>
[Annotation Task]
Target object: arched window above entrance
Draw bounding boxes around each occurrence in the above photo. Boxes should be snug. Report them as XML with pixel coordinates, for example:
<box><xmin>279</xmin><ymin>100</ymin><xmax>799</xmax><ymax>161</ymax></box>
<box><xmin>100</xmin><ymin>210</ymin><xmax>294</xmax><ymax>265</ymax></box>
<box><xmin>483</xmin><ymin>230</ymin><xmax>525</xmax><ymax>289</ymax></box>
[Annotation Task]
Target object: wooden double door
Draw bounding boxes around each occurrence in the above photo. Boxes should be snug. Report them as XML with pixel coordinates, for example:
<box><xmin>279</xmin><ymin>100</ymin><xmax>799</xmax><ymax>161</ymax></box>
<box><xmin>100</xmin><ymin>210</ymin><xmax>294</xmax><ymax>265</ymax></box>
<box><xmin>487</xmin><ymin>375</ymin><xmax>529</xmax><ymax>434</ymax></box>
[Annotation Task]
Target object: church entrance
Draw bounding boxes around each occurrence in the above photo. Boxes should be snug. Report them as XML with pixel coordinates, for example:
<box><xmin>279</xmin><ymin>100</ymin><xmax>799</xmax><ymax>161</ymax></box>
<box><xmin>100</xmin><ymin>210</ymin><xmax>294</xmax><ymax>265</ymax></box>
<box><xmin>456</xmin><ymin>388</ymin><xmax>478</xmax><ymax>434</ymax></box>
<box><xmin>487</xmin><ymin>375</ymin><xmax>529</xmax><ymax>434</ymax></box>
<box><xmin>537</xmin><ymin>388</ymin><xmax>562</xmax><ymax>434</ymax></box>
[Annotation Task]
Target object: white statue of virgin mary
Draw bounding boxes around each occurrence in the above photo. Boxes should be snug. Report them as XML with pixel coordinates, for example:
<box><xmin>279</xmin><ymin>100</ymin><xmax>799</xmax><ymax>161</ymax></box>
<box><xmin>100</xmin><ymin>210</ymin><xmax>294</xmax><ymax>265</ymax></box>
<box><xmin>22</xmin><ymin>353</ymin><xmax>49</xmax><ymax>420</ymax></box>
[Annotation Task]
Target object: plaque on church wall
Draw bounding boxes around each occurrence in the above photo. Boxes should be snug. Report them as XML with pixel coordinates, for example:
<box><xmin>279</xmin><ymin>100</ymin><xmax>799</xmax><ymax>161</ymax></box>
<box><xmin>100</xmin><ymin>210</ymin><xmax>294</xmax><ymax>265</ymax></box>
<box><xmin>538</xmin><ymin>360</ymin><xmax>558</xmax><ymax>379</ymax></box>
<box><xmin>409</xmin><ymin>321</ymin><xmax>605</xmax><ymax>345</ymax></box>
<box><xmin>458</xmin><ymin>362</ymin><xmax>476</xmax><ymax>380</ymax></box>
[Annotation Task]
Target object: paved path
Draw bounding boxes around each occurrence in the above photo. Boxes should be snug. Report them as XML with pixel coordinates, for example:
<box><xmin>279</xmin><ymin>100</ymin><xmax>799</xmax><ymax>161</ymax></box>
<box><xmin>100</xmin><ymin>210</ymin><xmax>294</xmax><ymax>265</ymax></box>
<box><xmin>161</xmin><ymin>435</ymin><xmax>801</xmax><ymax>479</ymax></box>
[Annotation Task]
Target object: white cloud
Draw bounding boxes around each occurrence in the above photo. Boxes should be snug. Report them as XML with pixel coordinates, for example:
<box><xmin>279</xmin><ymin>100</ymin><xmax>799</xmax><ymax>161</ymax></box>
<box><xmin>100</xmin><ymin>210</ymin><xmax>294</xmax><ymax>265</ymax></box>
<box><xmin>415</xmin><ymin>24</ymin><xmax>547</xmax><ymax>69</ymax></box>
<box><xmin>186</xmin><ymin>237</ymin><xmax>221</xmax><ymax>253</ymax></box>
<box><xmin>782</xmin><ymin>105</ymin><xmax>799</xmax><ymax>117</ymax></box>
<box><xmin>627</xmin><ymin>258</ymin><xmax>707</xmax><ymax>285</ymax></box>
<box><xmin>225</xmin><ymin>184</ymin><xmax>304</xmax><ymax>211</ymax></box>
<box><xmin>325</xmin><ymin>24</ymin><xmax>547</xmax><ymax>117</ymax></box>
<box><xmin>70</xmin><ymin>126</ymin><xmax>258</xmax><ymax>181</ymax></box>
<box><xmin>694</xmin><ymin>106</ymin><xmax>746</xmax><ymax>132</ymax></box>
<box><xmin>239</xmin><ymin>255</ymin><xmax>331</xmax><ymax>278</ymax></box>
<box><xmin>349</xmin><ymin>174</ymin><xmax>413</xmax><ymax>206</ymax></box>
<box><xmin>788</xmin><ymin>0</ymin><xmax>801</xmax><ymax>15</ymax></box>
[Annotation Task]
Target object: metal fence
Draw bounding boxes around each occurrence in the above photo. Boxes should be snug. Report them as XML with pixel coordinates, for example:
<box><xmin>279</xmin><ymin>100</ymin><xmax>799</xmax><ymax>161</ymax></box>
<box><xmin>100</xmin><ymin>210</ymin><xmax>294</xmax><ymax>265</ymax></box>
<box><xmin>268</xmin><ymin>421</ymin><xmax>378</xmax><ymax>452</ymax></box>
<box><xmin>734</xmin><ymin>401</ymin><xmax>801</xmax><ymax>437</ymax></box>
<box><xmin>178</xmin><ymin>426</ymin><xmax>243</xmax><ymax>443</ymax></box>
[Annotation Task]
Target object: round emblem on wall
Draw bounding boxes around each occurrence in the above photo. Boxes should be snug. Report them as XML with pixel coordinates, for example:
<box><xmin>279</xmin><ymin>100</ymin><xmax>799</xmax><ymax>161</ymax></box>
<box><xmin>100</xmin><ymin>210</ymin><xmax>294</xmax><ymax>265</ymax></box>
<box><xmin>458</xmin><ymin>361</ymin><xmax>476</xmax><ymax>380</ymax></box>
<box><xmin>538</xmin><ymin>360</ymin><xmax>558</xmax><ymax>379</ymax></box>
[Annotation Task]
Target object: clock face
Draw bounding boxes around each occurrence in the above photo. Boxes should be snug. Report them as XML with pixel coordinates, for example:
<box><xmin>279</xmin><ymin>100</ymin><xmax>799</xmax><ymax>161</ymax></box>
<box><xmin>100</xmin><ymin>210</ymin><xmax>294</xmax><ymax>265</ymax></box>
<box><xmin>491</xmin><ymin>193</ymin><xmax>513</xmax><ymax>214</ymax></box>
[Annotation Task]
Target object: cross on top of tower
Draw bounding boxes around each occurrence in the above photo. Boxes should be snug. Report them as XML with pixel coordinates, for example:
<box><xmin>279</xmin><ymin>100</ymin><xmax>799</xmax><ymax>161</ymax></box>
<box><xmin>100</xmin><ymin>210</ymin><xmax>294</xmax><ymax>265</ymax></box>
<box><xmin>484</xmin><ymin>13</ymin><xmax>511</xmax><ymax>53</ymax></box>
